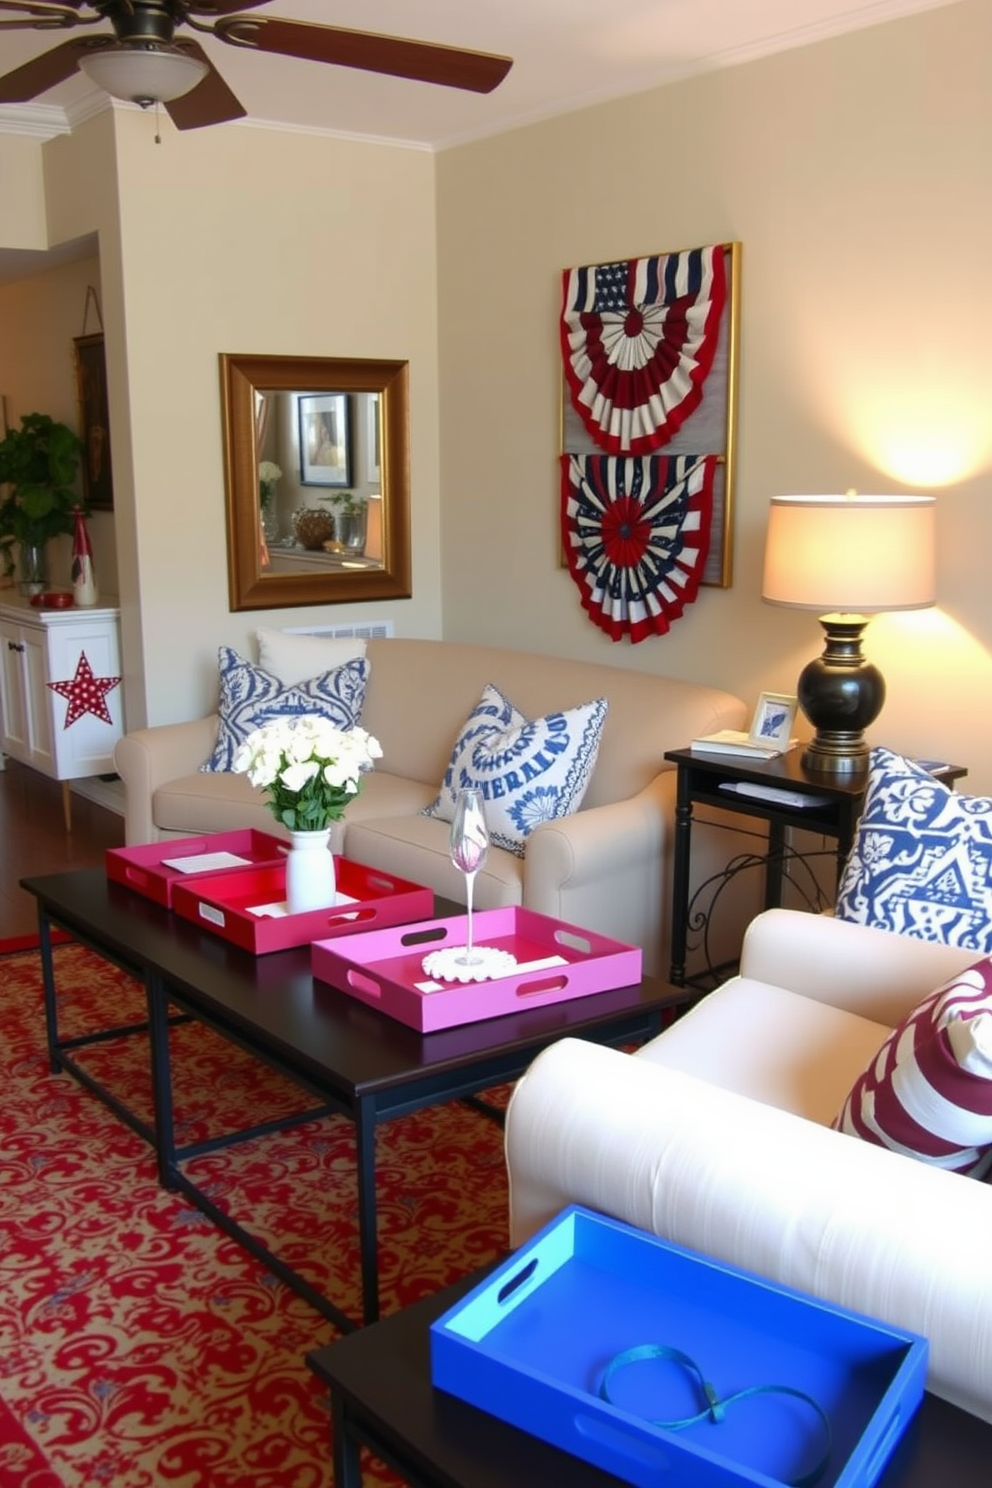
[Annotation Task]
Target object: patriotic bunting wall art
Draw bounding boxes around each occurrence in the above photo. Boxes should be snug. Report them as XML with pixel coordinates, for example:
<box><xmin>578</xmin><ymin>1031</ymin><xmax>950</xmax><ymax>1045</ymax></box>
<box><xmin>560</xmin><ymin>242</ymin><xmax>740</xmax><ymax>643</ymax></box>
<box><xmin>562</xmin><ymin>453</ymin><xmax>718</xmax><ymax>643</ymax></box>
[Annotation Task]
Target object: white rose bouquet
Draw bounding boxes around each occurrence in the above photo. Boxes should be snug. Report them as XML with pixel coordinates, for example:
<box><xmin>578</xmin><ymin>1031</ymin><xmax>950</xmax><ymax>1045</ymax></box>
<box><xmin>232</xmin><ymin>714</ymin><xmax>382</xmax><ymax>832</ymax></box>
<box><xmin>258</xmin><ymin>460</ymin><xmax>283</xmax><ymax>511</ymax></box>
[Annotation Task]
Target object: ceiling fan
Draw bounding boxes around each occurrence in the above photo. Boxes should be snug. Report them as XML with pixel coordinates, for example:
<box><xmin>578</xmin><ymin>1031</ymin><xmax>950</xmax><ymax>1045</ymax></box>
<box><xmin>0</xmin><ymin>0</ymin><xmax>513</xmax><ymax>130</ymax></box>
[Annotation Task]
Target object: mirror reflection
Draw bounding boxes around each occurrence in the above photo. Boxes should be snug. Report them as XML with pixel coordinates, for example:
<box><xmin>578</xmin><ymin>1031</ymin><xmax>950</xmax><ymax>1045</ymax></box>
<box><xmin>220</xmin><ymin>354</ymin><xmax>411</xmax><ymax>611</ymax></box>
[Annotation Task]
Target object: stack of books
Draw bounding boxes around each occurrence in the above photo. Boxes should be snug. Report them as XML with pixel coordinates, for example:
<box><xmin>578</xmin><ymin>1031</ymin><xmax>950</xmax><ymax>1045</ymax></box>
<box><xmin>690</xmin><ymin>729</ymin><xmax>798</xmax><ymax>760</ymax></box>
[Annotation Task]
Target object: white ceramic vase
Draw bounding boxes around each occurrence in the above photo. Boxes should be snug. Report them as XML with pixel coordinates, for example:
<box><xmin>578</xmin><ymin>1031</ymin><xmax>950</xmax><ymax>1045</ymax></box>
<box><xmin>285</xmin><ymin>828</ymin><xmax>336</xmax><ymax>914</ymax></box>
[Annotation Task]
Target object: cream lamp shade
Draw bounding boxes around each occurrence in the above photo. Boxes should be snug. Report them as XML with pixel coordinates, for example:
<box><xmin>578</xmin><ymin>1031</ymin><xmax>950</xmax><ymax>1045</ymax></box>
<box><xmin>761</xmin><ymin>492</ymin><xmax>936</xmax><ymax>777</ymax></box>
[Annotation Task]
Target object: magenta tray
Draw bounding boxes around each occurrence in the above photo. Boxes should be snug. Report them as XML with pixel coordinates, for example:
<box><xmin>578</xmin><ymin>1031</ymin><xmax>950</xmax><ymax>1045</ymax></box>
<box><xmin>170</xmin><ymin>856</ymin><xmax>434</xmax><ymax>955</ymax></box>
<box><xmin>311</xmin><ymin>906</ymin><xmax>643</xmax><ymax>1031</ymax></box>
<box><xmin>106</xmin><ymin>829</ymin><xmax>288</xmax><ymax>908</ymax></box>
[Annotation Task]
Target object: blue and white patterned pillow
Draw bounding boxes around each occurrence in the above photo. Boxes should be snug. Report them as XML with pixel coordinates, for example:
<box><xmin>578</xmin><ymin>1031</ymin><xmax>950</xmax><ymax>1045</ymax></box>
<box><xmin>201</xmin><ymin>648</ymin><xmax>370</xmax><ymax>773</ymax></box>
<box><xmin>425</xmin><ymin>683</ymin><xmax>608</xmax><ymax>857</ymax></box>
<box><xmin>836</xmin><ymin>746</ymin><xmax>992</xmax><ymax>951</ymax></box>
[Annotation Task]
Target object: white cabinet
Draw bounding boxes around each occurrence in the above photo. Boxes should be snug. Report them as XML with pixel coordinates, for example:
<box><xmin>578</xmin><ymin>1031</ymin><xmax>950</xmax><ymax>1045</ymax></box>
<box><xmin>0</xmin><ymin>596</ymin><xmax>124</xmax><ymax>790</ymax></box>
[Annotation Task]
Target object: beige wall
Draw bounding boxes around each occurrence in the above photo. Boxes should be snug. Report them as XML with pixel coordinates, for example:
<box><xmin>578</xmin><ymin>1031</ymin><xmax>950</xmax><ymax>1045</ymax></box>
<box><xmin>437</xmin><ymin>0</ymin><xmax>992</xmax><ymax>790</ymax></box>
<box><xmin>5</xmin><ymin>111</ymin><xmax>442</xmax><ymax>731</ymax></box>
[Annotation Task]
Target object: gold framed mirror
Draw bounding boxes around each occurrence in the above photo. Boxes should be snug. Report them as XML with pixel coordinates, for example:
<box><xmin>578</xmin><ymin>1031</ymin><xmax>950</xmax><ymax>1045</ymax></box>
<box><xmin>220</xmin><ymin>353</ymin><xmax>411</xmax><ymax>611</ymax></box>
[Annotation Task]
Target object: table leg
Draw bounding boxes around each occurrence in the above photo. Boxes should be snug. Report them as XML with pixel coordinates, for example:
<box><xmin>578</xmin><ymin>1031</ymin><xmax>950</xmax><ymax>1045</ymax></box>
<box><xmin>145</xmin><ymin>969</ymin><xmax>179</xmax><ymax>1189</ymax></box>
<box><xmin>355</xmin><ymin>1094</ymin><xmax>380</xmax><ymax>1325</ymax></box>
<box><xmin>37</xmin><ymin>909</ymin><xmax>62</xmax><ymax>1074</ymax></box>
<box><xmin>332</xmin><ymin>1394</ymin><xmax>364</xmax><ymax>1488</ymax></box>
<box><xmin>765</xmin><ymin>821</ymin><xmax>786</xmax><ymax>909</ymax></box>
<box><xmin>669</xmin><ymin>785</ymin><xmax>693</xmax><ymax>986</ymax></box>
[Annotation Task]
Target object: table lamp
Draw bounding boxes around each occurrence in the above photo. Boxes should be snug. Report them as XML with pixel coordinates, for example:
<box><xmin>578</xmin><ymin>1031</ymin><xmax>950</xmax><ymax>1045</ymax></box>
<box><xmin>761</xmin><ymin>492</ymin><xmax>936</xmax><ymax>778</ymax></box>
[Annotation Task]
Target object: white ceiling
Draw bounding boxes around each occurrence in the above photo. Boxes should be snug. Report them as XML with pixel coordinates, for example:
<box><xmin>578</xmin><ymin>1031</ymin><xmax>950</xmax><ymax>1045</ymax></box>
<box><xmin>0</xmin><ymin>0</ymin><xmax>961</xmax><ymax>151</ymax></box>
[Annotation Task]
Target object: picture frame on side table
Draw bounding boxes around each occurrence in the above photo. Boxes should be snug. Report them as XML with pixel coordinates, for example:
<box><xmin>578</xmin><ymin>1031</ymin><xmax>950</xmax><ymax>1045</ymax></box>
<box><xmin>749</xmin><ymin>692</ymin><xmax>798</xmax><ymax>748</ymax></box>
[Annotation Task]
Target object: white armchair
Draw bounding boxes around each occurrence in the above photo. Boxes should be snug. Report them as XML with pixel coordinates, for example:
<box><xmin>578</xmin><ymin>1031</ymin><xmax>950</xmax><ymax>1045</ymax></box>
<box><xmin>504</xmin><ymin>910</ymin><xmax>992</xmax><ymax>1422</ymax></box>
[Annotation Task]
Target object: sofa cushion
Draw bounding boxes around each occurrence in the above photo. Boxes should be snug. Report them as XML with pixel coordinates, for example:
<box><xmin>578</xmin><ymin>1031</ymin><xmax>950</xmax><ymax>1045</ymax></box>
<box><xmin>345</xmin><ymin>811</ymin><xmax>524</xmax><ymax>910</ymax></box>
<box><xmin>835</xmin><ymin>746</ymin><xmax>992</xmax><ymax>952</ymax></box>
<box><xmin>833</xmin><ymin>957</ymin><xmax>992</xmax><ymax>1175</ymax></box>
<box><xmin>424</xmin><ymin>683</ymin><xmax>608</xmax><ymax>857</ymax></box>
<box><xmin>637</xmin><ymin>979</ymin><xmax>892</xmax><ymax>1125</ymax></box>
<box><xmin>202</xmin><ymin>648</ymin><xmax>370</xmax><ymax>773</ymax></box>
<box><xmin>255</xmin><ymin>628</ymin><xmax>366</xmax><ymax>687</ymax></box>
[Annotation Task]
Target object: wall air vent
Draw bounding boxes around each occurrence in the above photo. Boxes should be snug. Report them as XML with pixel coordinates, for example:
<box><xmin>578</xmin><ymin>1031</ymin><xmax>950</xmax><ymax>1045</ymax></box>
<box><xmin>281</xmin><ymin>621</ymin><xmax>395</xmax><ymax>640</ymax></box>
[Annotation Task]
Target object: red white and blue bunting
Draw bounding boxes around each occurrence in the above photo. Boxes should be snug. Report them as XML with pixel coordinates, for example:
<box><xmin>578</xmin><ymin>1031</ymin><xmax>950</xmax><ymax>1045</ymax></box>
<box><xmin>560</xmin><ymin>245</ymin><xmax>726</xmax><ymax>457</ymax></box>
<box><xmin>561</xmin><ymin>453</ymin><xmax>717</xmax><ymax>644</ymax></box>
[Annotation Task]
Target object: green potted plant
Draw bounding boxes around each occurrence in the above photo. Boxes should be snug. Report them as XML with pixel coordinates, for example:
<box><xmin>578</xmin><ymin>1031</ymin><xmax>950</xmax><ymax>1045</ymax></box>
<box><xmin>326</xmin><ymin>490</ymin><xmax>368</xmax><ymax>552</ymax></box>
<box><xmin>0</xmin><ymin>412</ymin><xmax>84</xmax><ymax>594</ymax></box>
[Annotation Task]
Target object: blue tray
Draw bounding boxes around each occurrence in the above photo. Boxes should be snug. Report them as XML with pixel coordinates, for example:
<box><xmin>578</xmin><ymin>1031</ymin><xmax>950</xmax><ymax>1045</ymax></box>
<box><xmin>430</xmin><ymin>1206</ymin><xmax>928</xmax><ymax>1488</ymax></box>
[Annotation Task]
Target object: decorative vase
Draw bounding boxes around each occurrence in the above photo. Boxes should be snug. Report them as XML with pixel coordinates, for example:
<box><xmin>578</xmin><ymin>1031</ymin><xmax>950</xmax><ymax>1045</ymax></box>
<box><xmin>293</xmin><ymin>508</ymin><xmax>336</xmax><ymax>551</ymax></box>
<box><xmin>71</xmin><ymin>508</ymin><xmax>98</xmax><ymax>608</ymax></box>
<box><xmin>285</xmin><ymin>828</ymin><xmax>336</xmax><ymax>914</ymax></box>
<box><xmin>261</xmin><ymin>504</ymin><xmax>280</xmax><ymax>545</ymax></box>
<box><xmin>17</xmin><ymin>541</ymin><xmax>47</xmax><ymax>596</ymax></box>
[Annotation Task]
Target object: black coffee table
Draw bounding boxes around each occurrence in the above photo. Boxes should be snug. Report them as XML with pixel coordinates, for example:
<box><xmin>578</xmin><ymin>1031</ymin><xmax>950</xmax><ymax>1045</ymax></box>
<box><xmin>308</xmin><ymin>1267</ymin><xmax>992</xmax><ymax>1488</ymax></box>
<box><xmin>22</xmin><ymin>867</ymin><xmax>689</xmax><ymax>1333</ymax></box>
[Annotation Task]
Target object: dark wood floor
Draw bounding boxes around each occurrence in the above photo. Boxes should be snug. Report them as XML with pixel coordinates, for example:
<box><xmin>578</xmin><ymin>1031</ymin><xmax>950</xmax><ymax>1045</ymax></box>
<box><xmin>0</xmin><ymin>761</ymin><xmax>125</xmax><ymax>941</ymax></box>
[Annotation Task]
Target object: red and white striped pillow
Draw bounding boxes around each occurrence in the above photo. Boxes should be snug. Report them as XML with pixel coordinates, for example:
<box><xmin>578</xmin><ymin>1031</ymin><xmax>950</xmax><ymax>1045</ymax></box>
<box><xmin>833</xmin><ymin>957</ymin><xmax>992</xmax><ymax>1176</ymax></box>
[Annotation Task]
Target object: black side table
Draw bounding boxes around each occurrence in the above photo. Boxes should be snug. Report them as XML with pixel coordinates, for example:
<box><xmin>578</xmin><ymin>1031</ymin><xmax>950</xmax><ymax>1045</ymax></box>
<box><xmin>307</xmin><ymin>1265</ymin><xmax>992</xmax><ymax>1488</ymax></box>
<box><xmin>663</xmin><ymin>748</ymin><xmax>967</xmax><ymax>989</ymax></box>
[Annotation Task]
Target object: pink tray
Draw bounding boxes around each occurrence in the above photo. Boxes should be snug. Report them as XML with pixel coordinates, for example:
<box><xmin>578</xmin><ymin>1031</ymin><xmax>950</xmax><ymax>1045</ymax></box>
<box><xmin>311</xmin><ymin>907</ymin><xmax>643</xmax><ymax>1031</ymax></box>
<box><xmin>170</xmin><ymin>856</ymin><xmax>434</xmax><ymax>955</ymax></box>
<box><xmin>106</xmin><ymin>830</ymin><xmax>289</xmax><ymax>908</ymax></box>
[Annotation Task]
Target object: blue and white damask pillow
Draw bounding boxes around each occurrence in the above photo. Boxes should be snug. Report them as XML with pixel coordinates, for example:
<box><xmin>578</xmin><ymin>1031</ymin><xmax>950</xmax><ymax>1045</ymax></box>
<box><xmin>425</xmin><ymin>682</ymin><xmax>608</xmax><ymax>857</ymax></box>
<box><xmin>836</xmin><ymin>746</ymin><xmax>992</xmax><ymax>952</ymax></box>
<box><xmin>201</xmin><ymin>648</ymin><xmax>370</xmax><ymax>773</ymax></box>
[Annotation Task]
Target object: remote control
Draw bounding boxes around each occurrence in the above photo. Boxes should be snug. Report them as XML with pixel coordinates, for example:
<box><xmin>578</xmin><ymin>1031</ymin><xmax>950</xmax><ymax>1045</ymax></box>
<box><xmin>718</xmin><ymin>781</ymin><xmax>830</xmax><ymax>809</ymax></box>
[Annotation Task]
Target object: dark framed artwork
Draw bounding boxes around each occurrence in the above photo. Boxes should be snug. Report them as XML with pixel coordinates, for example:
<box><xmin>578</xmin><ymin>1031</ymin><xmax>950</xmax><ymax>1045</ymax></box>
<box><xmin>298</xmin><ymin>392</ymin><xmax>352</xmax><ymax>487</ymax></box>
<box><xmin>73</xmin><ymin>333</ymin><xmax>113</xmax><ymax>510</ymax></box>
<box><xmin>559</xmin><ymin>242</ymin><xmax>741</xmax><ymax>643</ymax></box>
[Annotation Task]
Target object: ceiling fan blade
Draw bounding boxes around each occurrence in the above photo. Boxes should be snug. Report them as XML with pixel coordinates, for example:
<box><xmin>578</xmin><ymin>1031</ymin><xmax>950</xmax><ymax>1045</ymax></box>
<box><xmin>0</xmin><ymin>34</ymin><xmax>98</xmax><ymax>100</ymax></box>
<box><xmin>0</xmin><ymin>0</ymin><xmax>90</xmax><ymax>26</ymax></box>
<box><xmin>164</xmin><ymin>38</ymin><xmax>245</xmax><ymax>129</ymax></box>
<box><xmin>214</xmin><ymin>16</ymin><xmax>512</xmax><ymax>94</ymax></box>
<box><xmin>183</xmin><ymin>0</ymin><xmax>269</xmax><ymax>14</ymax></box>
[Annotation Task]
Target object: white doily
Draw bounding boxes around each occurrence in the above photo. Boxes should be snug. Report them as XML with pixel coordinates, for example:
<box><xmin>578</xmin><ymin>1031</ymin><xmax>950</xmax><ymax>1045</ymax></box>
<box><xmin>421</xmin><ymin>946</ymin><xmax>518</xmax><ymax>984</ymax></box>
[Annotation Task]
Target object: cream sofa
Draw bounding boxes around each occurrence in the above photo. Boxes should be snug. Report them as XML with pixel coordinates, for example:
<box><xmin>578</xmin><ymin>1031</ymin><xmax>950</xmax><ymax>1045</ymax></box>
<box><xmin>114</xmin><ymin>636</ymin><xmax>748</xmax><ymax>975</ymax></box>
<box><xmin>505</xmin><ymin>908</ymin><xmax>992</xmax><ymax>1421</ymax></box>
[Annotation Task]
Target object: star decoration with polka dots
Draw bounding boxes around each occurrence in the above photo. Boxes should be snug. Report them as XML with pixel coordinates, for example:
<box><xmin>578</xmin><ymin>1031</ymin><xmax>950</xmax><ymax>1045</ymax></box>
<box><xmin>47</xmin><ymin>652</ymin><xmax>121</xmax><ymax>728</ymax></box>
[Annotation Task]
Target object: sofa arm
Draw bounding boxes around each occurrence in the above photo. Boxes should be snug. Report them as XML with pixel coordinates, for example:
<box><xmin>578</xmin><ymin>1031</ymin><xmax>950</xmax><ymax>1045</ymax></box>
<box><xmin>740</xmin><ymin>908</ymin><xmax>979</xmax><ymax>1024</ymax></box>
<box><xmin>505</xmin><ymin>1037</ymin><xmax>992</xmax><ymax>1422</ymax></box>
<box><xmin>522</xmin><ymin>775</ymin><xmax>671</xmax><ymax>974</ymax></box>
<box><xmin>114</xmin><ymin>715</ymin><xmax>219</xmax><ymax>845</ymax></box>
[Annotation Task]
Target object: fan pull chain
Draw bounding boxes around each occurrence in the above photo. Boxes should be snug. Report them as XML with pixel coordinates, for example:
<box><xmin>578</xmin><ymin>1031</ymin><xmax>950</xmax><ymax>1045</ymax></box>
<box><xmin>154</xmin><ymin>98</ymin><xmax>162</xmax><ymax>145</ymax></box>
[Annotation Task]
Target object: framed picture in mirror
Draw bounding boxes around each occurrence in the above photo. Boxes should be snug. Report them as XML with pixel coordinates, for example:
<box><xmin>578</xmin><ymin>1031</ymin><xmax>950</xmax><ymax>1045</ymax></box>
<box><xmin>299</xmin><ymin>393</ymin><xmax>351</xmax><ymax>487</ymax></box>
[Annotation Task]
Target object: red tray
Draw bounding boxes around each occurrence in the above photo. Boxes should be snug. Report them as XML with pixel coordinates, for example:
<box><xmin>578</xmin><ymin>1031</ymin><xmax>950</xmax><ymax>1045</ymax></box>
<box><xmin>106</xmin><ymin>830</ymin><xmax>289</xmax><ymax>908</ymax></box>
<box><xmin>311</xmin><ymin>907</ymin><xmax>643</xmax><ymax>1031</ymax></box>
<box><xmin>170</xmin><ymin>856</ymin><xmax>434</xmax><ymax>955</ymax></box>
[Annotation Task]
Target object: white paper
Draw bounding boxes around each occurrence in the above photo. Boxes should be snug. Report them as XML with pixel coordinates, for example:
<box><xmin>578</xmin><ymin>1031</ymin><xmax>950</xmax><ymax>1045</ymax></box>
<box><xmin>246</xmin><ymin>892</ymin><xmax>360</xmax><ymax>920</ymax></box>
<box><xmin>161</xmin><ymin>851</ymin><xmax>253</xmax><ymax>874</ymax></box>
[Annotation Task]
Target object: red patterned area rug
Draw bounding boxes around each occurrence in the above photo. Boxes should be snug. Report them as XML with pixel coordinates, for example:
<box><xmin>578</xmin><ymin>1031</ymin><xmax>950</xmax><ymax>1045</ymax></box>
<box><xmin>0</xmin><ymin>946</ymin><xmax>511</xmax><ymax>1487</ymax></box>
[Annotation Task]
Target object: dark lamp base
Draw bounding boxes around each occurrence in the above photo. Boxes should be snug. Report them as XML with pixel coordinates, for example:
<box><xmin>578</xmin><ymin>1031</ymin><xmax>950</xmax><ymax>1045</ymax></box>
<box><xmin>797</xmin><ymin>615</ymin><xmax>885</xmax><ymax>778</ymax></box>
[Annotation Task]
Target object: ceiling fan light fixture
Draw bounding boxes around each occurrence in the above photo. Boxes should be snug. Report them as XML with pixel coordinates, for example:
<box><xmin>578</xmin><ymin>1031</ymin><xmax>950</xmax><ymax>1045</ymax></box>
<box><xmin>79</xmin><ymin>43</ymin><xmax>208</xmax><ymax>107</ymax></box>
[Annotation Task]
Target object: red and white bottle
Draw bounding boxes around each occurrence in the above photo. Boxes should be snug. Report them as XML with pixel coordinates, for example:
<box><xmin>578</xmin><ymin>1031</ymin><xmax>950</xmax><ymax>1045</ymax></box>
<box><xmin>71</xmin><ymin>507</ymin><xmax>98</xmax><ymax>608</ymax></box>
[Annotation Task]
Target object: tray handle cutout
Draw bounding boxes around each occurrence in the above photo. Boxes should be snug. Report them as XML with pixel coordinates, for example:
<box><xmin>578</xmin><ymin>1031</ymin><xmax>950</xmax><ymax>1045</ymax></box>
<box><xmin>516</xmin><ymin>976</ymin><xmax>568</xmax><ymax>999</ymax></box>
<box><xmin>364</xmin><ymin>872</ymin><xmax>401</xmax><ymax>893</ymax></box>
<box><xmin>574</xmin><ymin>1413</ymin><xmax>675</xmax><ymax>1472</ymax></box>
<box><xmin>400</xmin><ymin>924</ymin><xmax>448</xmax><ymax>949</ymax></box>
<box><xmin>497</xmin><ymin>1257</ymin><xmax>539</xmax><ymax>1304</ymax></box>
<box><xmin>554</xmin><ymin>927</ymin><xmax>593</xmax><ymax>956</ymax></box>
<box><xmin>124</xmin><ymin>867</ymin><xmax>151</xmax><ymax>887</ymax></box>
<box><xmin>198</xmin><ymin>903</ymin><xmax>226</xmax><ymax>928</ymax></box>
<box><xmin>866</xmin><ymin>1408</ymin><xmax>903</xmax><ymax>1483</ymax></box>
<box><xmin>347</xmin><ymin>968</ymin><xmax>385</xmax><ymax>1001</ymax></box>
